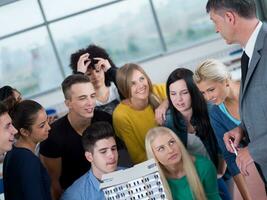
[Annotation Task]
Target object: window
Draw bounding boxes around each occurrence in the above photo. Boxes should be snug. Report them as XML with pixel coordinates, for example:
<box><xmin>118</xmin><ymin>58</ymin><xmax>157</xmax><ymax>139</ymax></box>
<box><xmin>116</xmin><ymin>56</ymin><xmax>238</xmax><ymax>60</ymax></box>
<box><xmin>152</xmin><ymin>0</ymin><xmax>218</xmax><ymax>51</ymax></box>
<box><xmin>50</xmin><ymin>0</ymin><xmax>163</xmax><ymax>75</ymax></box>
<box><xmin>0</xmin><ymin>28</ymin><xmax>63</xmax><ymax>96</ymax></box>
<box><xmin>40</xmin><ymin>0</ymin><xmax>113</xmax><ymax>20</ymax></box>
<box><xmin>0</xmin><ymin>0</ymin><xmax>43</xmax><ymax>37</ymax></box>
<box><xmin>0</xmin><ymin>0</ymin><xmax>225</xmax><ymax>97</ymax></box>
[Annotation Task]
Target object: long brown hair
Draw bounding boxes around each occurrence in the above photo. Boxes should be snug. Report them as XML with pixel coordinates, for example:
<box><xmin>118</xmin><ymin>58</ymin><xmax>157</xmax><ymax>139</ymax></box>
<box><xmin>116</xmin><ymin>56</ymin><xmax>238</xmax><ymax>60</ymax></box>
<box><xmin>116</xmin><ymin>63</ymin><xmax>162</xmax><ymax>109</ymax></box>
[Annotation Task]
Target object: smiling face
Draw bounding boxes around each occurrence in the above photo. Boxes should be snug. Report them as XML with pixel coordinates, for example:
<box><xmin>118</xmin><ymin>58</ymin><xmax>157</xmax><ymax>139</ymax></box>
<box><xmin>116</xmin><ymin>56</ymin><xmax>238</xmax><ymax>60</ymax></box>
<box><xmin>152</xmin><ymin>132</ymin><xmax>182</xmax><ymax>167</ymax></box>
<box><xmin>66</xmin><ymin>82</ymin><xmax>96</xmax><ymax>119</ymax></box>
<box><xmin>130</xmin><ymin>69</ymin><xmax>150</xmax><ymax>101</ymax></box>
<box><xmin>0</xmin><ymin>113</ymin><xmax>17</xmax><ymax>154</ymax></box>
<box><xmin>197</xmin><ymin>79</ymin><xmax>228</xmax><ymax>105</ymax></box>
<box><xmin>27</xmin><ymin>109</ymin><xmax>50</xmax><ymax>143</ymax></box>
<box><xmin>169</xmin><ymin>79</ymin><xmax>192</xmax><ymax>114</ymax></box>
<box><xmin>86</xmin><ymin>137</ymin><xmax>118</xmax><ymax>178</ymax></box>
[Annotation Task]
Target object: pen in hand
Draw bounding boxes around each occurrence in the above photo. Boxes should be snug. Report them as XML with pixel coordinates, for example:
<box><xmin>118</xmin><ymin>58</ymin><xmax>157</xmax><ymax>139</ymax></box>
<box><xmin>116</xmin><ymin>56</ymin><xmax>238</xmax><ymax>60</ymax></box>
<box><xmin>229</xmin><ymin>139</ymin><xmax>238</xmax><ymax>156</ymax></box>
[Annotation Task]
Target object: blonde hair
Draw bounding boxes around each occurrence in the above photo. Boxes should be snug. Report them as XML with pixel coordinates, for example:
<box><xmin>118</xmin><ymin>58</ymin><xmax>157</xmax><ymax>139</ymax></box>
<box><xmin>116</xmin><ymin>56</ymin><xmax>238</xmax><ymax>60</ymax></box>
<box><xmin>145</xmin><ymin>127</ymin><xmax>207</xmax><ymax>200</ymax></box>
<box><xmin>116</xmin><ymin>63</ymin><xmax>162</xmax><ymax>109</ymax></box>
<box><xmin>193</xmin><ymin>59</ymin><xmax>231</xmax><ymax>84</ymax></box>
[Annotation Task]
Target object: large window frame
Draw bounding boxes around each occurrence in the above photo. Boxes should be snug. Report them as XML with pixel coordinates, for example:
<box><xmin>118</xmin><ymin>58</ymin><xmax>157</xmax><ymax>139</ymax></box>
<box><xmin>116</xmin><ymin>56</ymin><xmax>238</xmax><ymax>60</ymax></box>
<box><xmin>1</xmin><ymin>0</ymin><xmax>266</xmax><ymax>98</ymax></box>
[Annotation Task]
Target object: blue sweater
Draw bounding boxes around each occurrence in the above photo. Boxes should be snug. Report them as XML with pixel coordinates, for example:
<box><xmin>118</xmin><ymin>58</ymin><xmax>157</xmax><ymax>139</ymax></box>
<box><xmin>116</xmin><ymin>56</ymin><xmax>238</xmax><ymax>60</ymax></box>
<box><xmin>208</xmin><ymin>105</ymin><xmax>240</xmax><ymax>176</ymax></box>
<box><xmin>3</xmin><ymin>146</ymin><xmax>52</xmax><ymax>200</ymax></box>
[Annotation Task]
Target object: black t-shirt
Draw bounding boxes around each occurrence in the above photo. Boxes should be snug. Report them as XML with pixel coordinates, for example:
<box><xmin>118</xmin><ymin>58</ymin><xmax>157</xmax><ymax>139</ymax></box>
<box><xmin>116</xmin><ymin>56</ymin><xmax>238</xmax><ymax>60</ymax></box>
<box><xmin>39</xmin><ymin>110</ymin><xmax>111</xmax><ymax>189</ymax></box>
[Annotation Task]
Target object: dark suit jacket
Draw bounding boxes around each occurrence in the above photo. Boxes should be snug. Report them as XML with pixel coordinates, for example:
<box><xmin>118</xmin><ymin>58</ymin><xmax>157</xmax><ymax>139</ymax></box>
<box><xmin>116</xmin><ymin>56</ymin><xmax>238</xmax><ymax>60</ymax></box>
<box><xmin>240</xmin><ymin>22</ymin><xmax>267</xmax><ymax>180</ymax></box>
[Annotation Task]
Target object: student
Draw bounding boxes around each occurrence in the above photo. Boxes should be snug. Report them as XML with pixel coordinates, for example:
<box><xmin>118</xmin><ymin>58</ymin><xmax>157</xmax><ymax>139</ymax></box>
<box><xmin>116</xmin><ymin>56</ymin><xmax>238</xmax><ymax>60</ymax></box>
<box><xmin>113</xmin><ymin>63</ymin><xmax>167</xmax><ymax>164</ymax></box>
<box><xmin>206</xmin><ymin>0</ymin><xmax>267</xmax><ymax>187</ymax></box>
<box><xmin>0</xmin><ymin>102</ymin><xmax>17</xmax><ymax>195</ymax></box>
<box><xmin>3</xmin><ymin>100</ymin><xmax>52</xmax><ymax>200</ymax></box>
<box><xmin>194</xmin><ymin>59</ymin><xmax>252</xmax><ymax>199</ymax></box>
<box><xmin>70</xmin><ymin>44</ymin><xmax>120</xmax><ymax>118</ymax></box>
<box><xmin>145</xmin><ymin>126</ymin><xmax>220</xmax><ymax>200</ymax></box>
<box><xmin>0</xmin><ymin>85</ymin><xmax>21</xmax><ymax>159</ymax></box>
<box><xmin>0</xmin><ymin>85</ymin><xmax>22</xmax><ymax>103</ymax></box>
<box><xmin>0</xmin><ymin>86</ymin><xmax>22</xmax><ymax>114</ymax></box>
<box><xmin>0</xmin><ymin>102</ymin><xmax>17</xmax><ymax>155</ymax></box>
<box><xmin>70</xmin><ymin>45</ymin><xmax>132</xmax><ymax>167</ymax></box>
<box><xmin>40</xmin><ymin>74</ymin><xmax>110</xmax><ymax>200</ymax></box>
<box><xmin>61</xmin><ymin>121</ymin><xmax>120</xmax><ymax>200</ymax></box>
<box><xmin>164</xmin><ymin>68</ymin><xmax>229</xmax><ymax>199</ymax></box>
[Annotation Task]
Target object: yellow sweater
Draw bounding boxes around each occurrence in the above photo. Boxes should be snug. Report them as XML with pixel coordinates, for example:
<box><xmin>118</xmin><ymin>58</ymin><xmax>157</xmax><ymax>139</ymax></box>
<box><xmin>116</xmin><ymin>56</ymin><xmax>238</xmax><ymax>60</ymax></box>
<box><xmin>113</xmin><ymin>84</ymin><xmax>166</xmax><ymax>164</ymax></box>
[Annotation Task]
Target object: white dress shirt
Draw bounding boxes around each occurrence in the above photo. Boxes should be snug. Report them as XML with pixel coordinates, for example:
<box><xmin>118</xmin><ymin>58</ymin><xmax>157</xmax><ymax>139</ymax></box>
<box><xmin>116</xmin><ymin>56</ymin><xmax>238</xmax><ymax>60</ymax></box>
<box><xmin>244</xmin><ymin>21</ymin><xmax>263</xmax><ymax>66</ymax></box>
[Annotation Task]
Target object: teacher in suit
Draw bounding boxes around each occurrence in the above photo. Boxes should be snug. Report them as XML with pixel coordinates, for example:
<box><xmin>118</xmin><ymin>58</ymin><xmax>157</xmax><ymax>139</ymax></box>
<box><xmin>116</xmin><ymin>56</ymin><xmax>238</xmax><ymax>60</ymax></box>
<box><xmin>206</xmin><ymin>0</ymin><xmax>267</xmax><ymax>192</ymax></box>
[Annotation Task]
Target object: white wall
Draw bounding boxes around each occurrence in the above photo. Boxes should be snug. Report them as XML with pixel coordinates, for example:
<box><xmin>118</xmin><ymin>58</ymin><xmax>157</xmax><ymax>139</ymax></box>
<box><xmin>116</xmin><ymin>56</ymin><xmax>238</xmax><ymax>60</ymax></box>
<box><xmin>33</xmin><ymin>38</ymin><xmax>241</xmax><ymax>111</ymax></box>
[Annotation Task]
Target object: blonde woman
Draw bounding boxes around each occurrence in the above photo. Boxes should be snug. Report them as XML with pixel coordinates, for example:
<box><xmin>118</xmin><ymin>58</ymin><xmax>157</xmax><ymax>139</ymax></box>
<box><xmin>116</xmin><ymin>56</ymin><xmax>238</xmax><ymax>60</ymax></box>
<box><xmin>145</xmin><ymin>126</ymin><xmax>220</xmax><ymax>200</ymax></box>
<box><xmin>113</xmin><ymin>63</ymin><xmax>167</xmax><ymax>164</ymax></box>
<box><xmin>193</xmin><ymin>59</ymin><xmax>253</xmax><ymax>199</ymax></box>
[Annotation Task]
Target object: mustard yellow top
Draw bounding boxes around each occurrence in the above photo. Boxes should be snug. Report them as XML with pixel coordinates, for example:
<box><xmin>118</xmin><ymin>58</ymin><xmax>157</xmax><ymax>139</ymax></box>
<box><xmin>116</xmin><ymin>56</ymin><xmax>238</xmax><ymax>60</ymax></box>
<box><xmin>113</xmin><ymin>84</ymin><xmax>166</xmax><ymax>164</ymax></box>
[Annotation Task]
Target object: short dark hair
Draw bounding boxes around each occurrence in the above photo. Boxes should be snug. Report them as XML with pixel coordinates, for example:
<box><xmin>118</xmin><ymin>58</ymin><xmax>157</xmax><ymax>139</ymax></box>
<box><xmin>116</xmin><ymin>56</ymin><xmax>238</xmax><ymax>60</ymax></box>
<box><xmin>0</xmin><ymin>102</ymin><xmax>8</xmax><ymax>117</ymax></box>
<box><xmin>0</xmin><ymin>86</ymin><xmax>21</xmax><ymax>111</ymax></box>
<box><xmin>61</xmin><ymin>74</ymin><xmax>91</xmax><ymax>100</ymax></box>
<box><xmin>70</xmin><ymin>44</ymin><xmax>116</xmax><ymax>87</ymax></box>
<box><xmin>206</xmin><ymin>0</ymin><xmax>256</xmax><ymax>19</ymax></box>
<box><xmin>0</xmin><ymin>86</ymin><xmax>14</xmax><ymax>101</ymax></box>
<box><xmin>82</xmin><ymin>121</ymin><xmax>115</xmax><ymax>152</ymax></box>
<box><xmin>9</xmin><ymin>100</ymin><xmax>43</xmax><ymax>135</ymax></box>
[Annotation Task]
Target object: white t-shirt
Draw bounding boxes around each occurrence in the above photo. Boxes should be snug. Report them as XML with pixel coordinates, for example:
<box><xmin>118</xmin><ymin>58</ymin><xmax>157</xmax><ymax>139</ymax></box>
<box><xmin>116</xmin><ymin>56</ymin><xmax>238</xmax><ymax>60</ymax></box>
<box><xmin>95</xmin><ymin>82</ymin><xmax>120</xmax><ymax>115</ymax></box>
<box><xmin>96</xmin><ymin>82</ymin><xmax>120</xmax><ymax>106</ymax></box>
